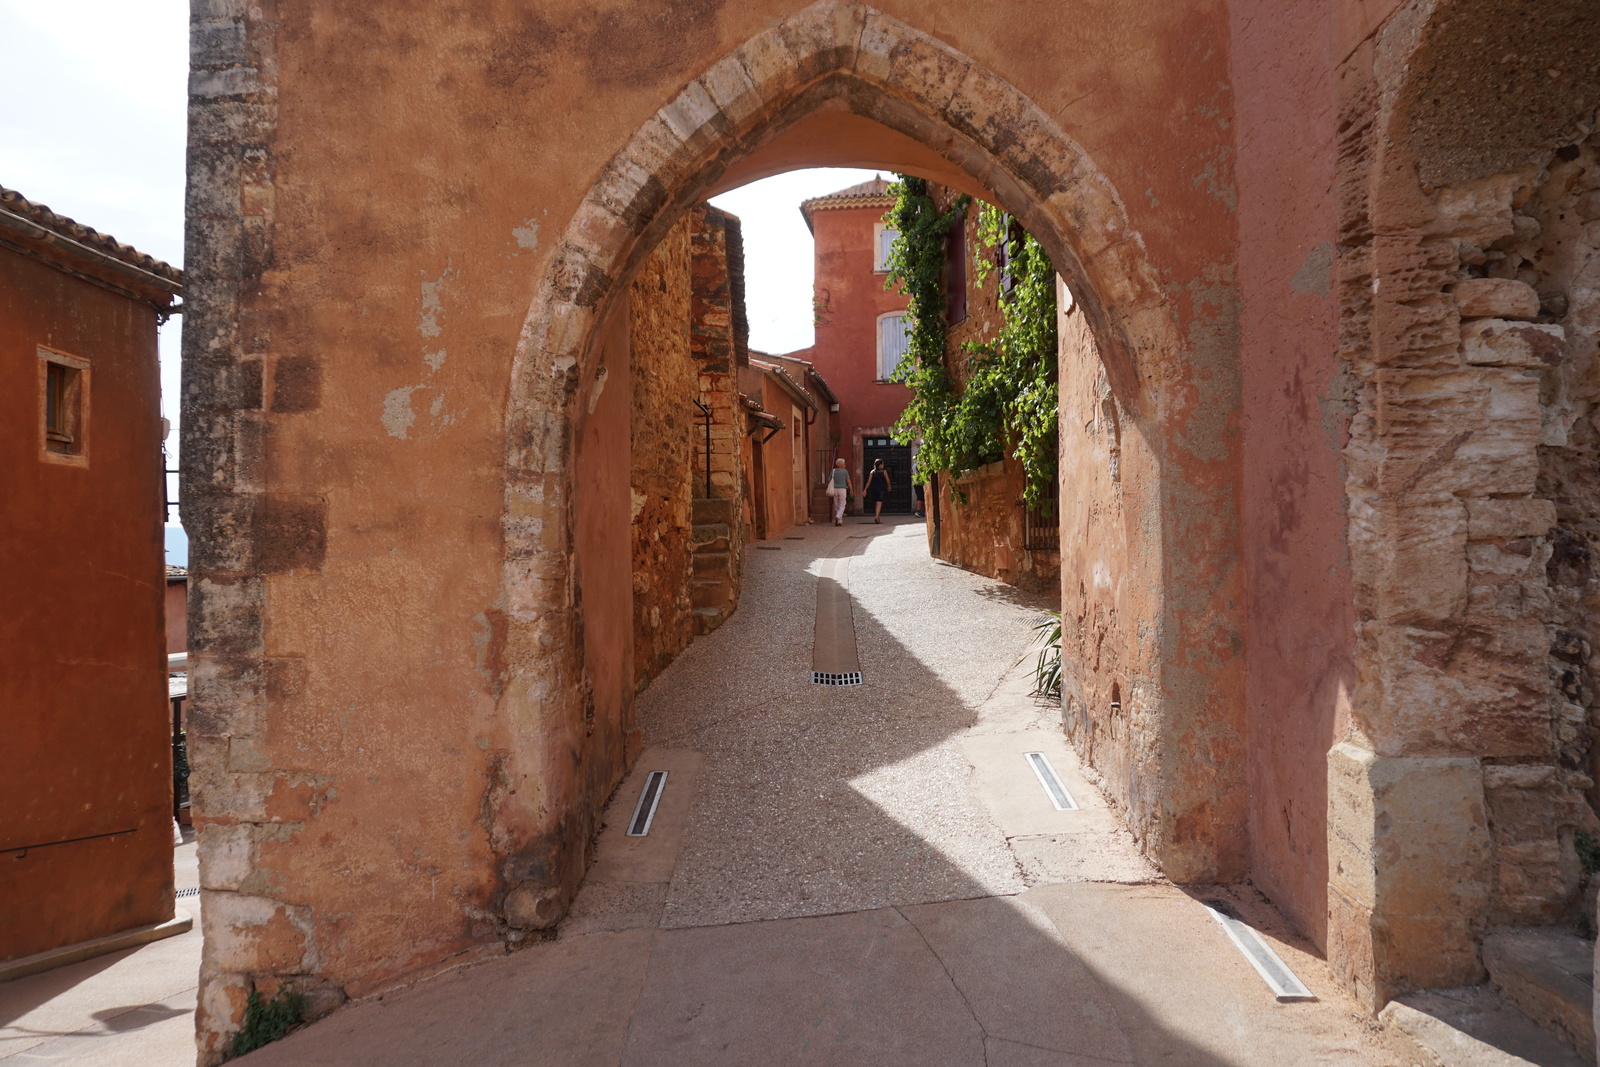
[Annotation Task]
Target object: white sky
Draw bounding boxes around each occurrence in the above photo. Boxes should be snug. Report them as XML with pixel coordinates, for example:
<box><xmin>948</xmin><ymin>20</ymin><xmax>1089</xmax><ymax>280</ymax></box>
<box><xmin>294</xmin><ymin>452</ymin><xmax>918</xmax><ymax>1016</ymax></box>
<box><xmin>0</xmin><ymin>1</ymin><xmax>877</xmax><ymax>516</ymax></box>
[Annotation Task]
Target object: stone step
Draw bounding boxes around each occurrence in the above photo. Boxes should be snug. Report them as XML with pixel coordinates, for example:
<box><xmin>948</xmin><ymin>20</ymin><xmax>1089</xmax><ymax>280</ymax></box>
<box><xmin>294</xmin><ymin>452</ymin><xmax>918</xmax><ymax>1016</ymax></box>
<box><xmin>1483</xmin><ymin>928</ymin><xmax>1595</xmax><ymax>1061</ymax></box>
<box><xmin>690</xmin><ymin>577</ymin><xmax>729</xmax><ymax>610</ymax></box>
<box><xmin>691</xmin><ymin>606</ymin><xmax>729</xmax><ymax>634</ymax></box>
<box><xmin>691</xmin><ymin>523</ymin><xmax>730</xmax><ymax>551</ymax></box>
<box><xmin>692</xmin><ymin>551</ymin><xmax>731</xmax><ymax>579</ymax></box>
<box><xmin>1381</xmin><ymin>985</ymin><xmax>1590</xmax><ymax>1067</ymax></box>
<box><xmin>692</xmin><ymin>498</ymin><xmax>734</xmax><ymax>525</ymax></box>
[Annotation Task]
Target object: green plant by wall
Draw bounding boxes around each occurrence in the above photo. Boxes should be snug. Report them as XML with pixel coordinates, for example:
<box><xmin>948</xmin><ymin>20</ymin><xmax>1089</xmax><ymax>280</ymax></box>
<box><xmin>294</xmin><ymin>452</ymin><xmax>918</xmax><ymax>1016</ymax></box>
<box><xmin>884</xmin><ymin>180</ymin><xmax>1058</xmax><ymax>510</ymax></box>
<box><xmin>231</xmin><ymin>987</ymin><xmax>306</xmax><ymax>1057</ymax></box>
<box><xmin>1031</xmin><ymin>610</ymin><xmax>1063</xmax><ymax>696</ymax></box>
<box><xmin>1577</xmin><ymin>830</ymin><xmax>1600</xmax><ymax>875</ymax></box>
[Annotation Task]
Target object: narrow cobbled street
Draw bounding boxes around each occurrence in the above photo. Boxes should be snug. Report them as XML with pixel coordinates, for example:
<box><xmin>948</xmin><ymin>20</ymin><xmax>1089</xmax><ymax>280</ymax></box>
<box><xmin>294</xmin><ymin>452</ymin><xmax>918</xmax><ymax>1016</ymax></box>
<box><xmin>239</xmin><ymin>519</ymin><xmax>1411</xmax><ymax>1065</ymax></box>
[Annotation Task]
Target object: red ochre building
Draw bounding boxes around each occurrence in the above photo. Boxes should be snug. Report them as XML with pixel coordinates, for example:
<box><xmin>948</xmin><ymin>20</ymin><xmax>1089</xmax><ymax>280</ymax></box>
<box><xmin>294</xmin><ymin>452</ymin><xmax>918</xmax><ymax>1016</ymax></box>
<box><xmin>0</xmin><ymin>186</ymin><xmax>184</xmax><ymax>971</ymax></box>
<box><xmin>792</xmin><ymin>177</ymin><xmax>916</xmax><ymax>514</ymax></box>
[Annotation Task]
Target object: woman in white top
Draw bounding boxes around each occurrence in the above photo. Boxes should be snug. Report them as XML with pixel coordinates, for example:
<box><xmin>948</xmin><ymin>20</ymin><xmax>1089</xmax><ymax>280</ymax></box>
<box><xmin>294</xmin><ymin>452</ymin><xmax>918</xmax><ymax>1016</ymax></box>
<box><xmin>826</xmin><ymin>458</ymin><xmax>854</xmax><ymax>526</ymax></box>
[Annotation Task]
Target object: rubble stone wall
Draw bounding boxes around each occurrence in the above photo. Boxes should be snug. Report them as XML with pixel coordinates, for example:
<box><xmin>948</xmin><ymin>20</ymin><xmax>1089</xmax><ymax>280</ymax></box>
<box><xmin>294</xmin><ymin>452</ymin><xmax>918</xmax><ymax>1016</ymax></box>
<box><xmin>629</xmin><ymin>218</ymin><xmax>697</xmax><ymax>689</ymax></box>
<box><xmin>1329</xmin><ymin>0</ymin><xmax>1600</xmax><ymax>1006</ymax></box>
<box><xmin>921</xmin><ymin>187</ymin><xmax>1060</xmax><ymax>593</ymax></box>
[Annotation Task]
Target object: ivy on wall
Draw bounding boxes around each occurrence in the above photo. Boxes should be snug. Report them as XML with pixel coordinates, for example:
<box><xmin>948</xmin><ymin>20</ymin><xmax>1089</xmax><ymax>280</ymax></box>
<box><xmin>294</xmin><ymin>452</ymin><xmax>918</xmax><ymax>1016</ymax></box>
<box><xmin>884</xmin><ymin>177</ymin><xmax>1059</xmax><ymax>510</ymax></box>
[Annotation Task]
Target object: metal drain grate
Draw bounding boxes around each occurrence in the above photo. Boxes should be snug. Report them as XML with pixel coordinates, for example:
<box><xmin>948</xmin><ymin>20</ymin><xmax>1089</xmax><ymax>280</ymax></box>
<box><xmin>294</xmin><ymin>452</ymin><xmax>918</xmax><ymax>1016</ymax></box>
<box><xmin>1025</xmin><ymin>752</ymin><xmax>1078</xmax><ymax>810</ymax></box>
<box><xmin>627</xmin><ymin>771</ymin><xmax>668</xmax><ymax>836</ymax></box>
<box><xmin>812</xmin><ymin>670</ymin><xmax>863</xmax><ymax>686</ymax></box>
<box><xmin>1201</xmin><ymin>899</ymin><xmax>1316</xmax><ymax>1001</ymax></box>
<box><xmin>176</xmin><ymin>887</ymin><xmax>200</xmax><ymax>899</ymax></box>
<box><xmin>784</xmin><ymin>536</ymin><xmax>805</xmax><ymax>540</ymax></box>
<box><xmin>755</xmin><ymin>545</ymin><xmax>780</xmax><ymax>551</ymax></box>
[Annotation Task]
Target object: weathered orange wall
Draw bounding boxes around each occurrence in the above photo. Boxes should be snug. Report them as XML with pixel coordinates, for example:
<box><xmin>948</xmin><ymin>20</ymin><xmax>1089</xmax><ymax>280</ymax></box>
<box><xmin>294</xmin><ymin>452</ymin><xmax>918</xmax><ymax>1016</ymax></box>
<box><xmin>165</xmin><ymin>579</ymin><xmax>188</xmax><ymax>655</ymax></box>
<box><xmin>184</xmin><ymin>3</ymin><xmax>1255</xmax><ymax>1047</ymax></box>
<box><xmin>0</xmin><ymin>250</ymin><xmax>173</xmax><ymax>962</ymax></box>
<box><xmin>1057</xmin><ymin>282</ymin><xmax>1152</xmax><ymax>822</ymax></box>
<box><xmin>1229</xmin><ymin>0</ymin><xmax>1351</xmax><ymax>947</ymax></box>
<box><xmin>575</xmin><ymin>301</ymin><xmax>639</xmax><ymax>795</ymax></box>
<box><xmin>809</xmin><ymin>202</ymin><xmax>911</xmax><ymax>482</ymax></box>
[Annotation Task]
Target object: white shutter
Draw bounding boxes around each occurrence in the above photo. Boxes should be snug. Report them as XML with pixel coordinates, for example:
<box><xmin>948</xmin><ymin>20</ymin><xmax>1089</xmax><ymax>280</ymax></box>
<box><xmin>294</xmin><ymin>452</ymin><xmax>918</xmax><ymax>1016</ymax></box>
<box><xmin>876</xmin><ymin>226</ymin><xmax>898</xmax><ymax>271</ymax></box>
<box><xmin>878</xmin><ymin>313</ymin><xmax>910</xmax><ymax>379</ymax></box>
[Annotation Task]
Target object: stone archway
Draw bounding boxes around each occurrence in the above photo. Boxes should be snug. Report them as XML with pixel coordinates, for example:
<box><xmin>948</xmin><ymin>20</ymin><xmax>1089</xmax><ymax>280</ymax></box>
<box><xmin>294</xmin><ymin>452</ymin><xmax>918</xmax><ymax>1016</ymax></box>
<box><xmin>490</xmin><ymin>0</ymin><xmax>1247</xmax><ymax>937</ymax></box>
<box><xmin>1330</xmin><ymin>0</ymin><xmax>1600</xmax><ymax>1007</ymax></box>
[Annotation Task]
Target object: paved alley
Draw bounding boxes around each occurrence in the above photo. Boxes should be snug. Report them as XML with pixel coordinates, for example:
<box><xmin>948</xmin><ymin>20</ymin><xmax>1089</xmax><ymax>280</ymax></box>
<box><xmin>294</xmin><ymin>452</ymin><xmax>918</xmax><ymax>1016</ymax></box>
<box><xmin>228</xmin><ymin>519</ymin><xmax>1419</xmax><ymax>1066</ymax></box>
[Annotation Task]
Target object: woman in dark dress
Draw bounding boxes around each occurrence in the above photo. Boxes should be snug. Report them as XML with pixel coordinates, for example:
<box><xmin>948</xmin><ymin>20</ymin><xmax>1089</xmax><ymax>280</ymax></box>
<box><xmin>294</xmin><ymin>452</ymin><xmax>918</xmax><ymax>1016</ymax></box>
<box><xmin>865</xmin><ymin>459</ymin><xmax>892</xmax><ymax>523</ymax></box>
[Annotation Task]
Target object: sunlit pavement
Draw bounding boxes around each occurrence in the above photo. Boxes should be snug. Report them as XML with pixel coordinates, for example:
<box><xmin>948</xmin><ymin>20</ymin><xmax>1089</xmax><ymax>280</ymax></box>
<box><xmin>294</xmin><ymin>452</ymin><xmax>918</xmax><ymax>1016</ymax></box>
<box><xmin>0</xmin><ymin>834</ymin><xmax>200</xmax><ymax>1066</ymax></box>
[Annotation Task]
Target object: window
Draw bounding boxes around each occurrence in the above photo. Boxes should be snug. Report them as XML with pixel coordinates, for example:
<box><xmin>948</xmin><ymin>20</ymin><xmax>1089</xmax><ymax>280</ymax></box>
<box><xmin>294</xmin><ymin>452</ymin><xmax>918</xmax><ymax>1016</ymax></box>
<box><xmin>39</xmin><ymin>348</ymin><xmax>89</xmax><ymax>461</ymax></box>
<box><xmin>945</xmin><ymin>212</ymin><xmax>967</xmax><ymax>325</ymax></box>
<box><xmin>873</xmin><ymin>224</ymin><xmax>898</xmax><ymax>272</ymax></box>
<box><xmin>877</xmin><ymin>312</ymin><xmax>911</xmax><ymax>380</ymax></box>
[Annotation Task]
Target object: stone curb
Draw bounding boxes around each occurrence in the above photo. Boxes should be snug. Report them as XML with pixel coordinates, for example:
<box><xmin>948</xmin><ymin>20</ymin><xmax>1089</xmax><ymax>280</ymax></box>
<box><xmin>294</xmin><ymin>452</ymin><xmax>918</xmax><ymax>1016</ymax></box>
<box><xmin>0</xmin><ymin>911</ymin><xmax>193</xmax><ymax>984</ymax></box>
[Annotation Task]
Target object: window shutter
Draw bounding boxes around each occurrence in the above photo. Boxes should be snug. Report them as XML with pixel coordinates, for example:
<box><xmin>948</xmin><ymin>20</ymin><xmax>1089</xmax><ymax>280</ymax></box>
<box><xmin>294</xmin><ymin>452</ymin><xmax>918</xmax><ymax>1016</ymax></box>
<box><xmin>879</xmin><ymin>313</ymin><xmax>910</xmax><ymax>379</ymax></box>
<box><xmin>876</xmin><ymin>226</ymin><xmax>898</xmax><ymax>271</ymax></box>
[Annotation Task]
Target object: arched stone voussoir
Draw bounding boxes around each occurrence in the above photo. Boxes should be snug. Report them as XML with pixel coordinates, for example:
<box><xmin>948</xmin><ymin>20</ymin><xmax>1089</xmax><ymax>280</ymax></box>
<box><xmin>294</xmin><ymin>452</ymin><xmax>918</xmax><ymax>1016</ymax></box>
<box><xmin>855</xmin><ymin>11</ymin><xmax>973</xmax><ymax>117</ymax></box>
<box><xmin>771</xmin><ymin>1</ymin><xmax>869</xmax><ymax>88</ymax></box>
<box><xmin>494</xmin><ymin>0</ymin><xmax>1195</xmax><ymax>926</ymax></box>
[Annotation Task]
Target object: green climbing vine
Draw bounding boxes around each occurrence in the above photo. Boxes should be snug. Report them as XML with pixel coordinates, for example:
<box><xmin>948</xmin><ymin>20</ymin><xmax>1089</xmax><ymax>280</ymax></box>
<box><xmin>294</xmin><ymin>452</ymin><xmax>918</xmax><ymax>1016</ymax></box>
<box><xmin>884</xmin><ymin>179</ymin><xmax>1058</xmax><ymax>511</ymax></box>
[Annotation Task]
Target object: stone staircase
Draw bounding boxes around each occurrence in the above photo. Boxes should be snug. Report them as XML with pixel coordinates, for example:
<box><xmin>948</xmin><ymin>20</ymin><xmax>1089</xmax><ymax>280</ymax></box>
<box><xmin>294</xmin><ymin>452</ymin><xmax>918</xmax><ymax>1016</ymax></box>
<box><xmin>1382</xmin><ymin>927</ymin><xmax>1595</xmax><ymax>1066</ymax></box>
<box><xmin>810</xmin><ymin>487</ymin><xmax>833</xmax><ymax>524</ymax></box>
<box><xmin>690</xmin><ymin>497</ymin><xmax>736</xmax><ymax>633</ymax></box>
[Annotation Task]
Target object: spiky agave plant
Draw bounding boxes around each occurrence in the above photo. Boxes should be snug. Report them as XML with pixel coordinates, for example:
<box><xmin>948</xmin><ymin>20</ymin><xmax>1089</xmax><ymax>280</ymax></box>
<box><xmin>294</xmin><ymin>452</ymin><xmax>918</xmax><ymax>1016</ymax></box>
<box><xmin>1031</xmin><ymin>611</ymin><xmax>1062</xmax><ymax>696</ymax></box>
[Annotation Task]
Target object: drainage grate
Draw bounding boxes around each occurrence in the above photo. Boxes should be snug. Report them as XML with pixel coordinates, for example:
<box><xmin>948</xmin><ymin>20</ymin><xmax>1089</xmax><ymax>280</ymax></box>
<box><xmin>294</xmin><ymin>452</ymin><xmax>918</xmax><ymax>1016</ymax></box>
<box><xmin>784</xmin><ymin>536</ymin><xmax>805</xmax><ymax>540</ymax></box>
<box><xmin>812</xmin><ymin>670</ymin><xmax>863</xmax><ymax>686</ymax></box>
<box><xmin>1201</xmin><ymin>899</ymin><xmax>1316</xmax><ymax>1001</ymax></box>
<box><xmin>1025</xmin><ymin>752</ymin><xmax>1078</xmax><ymax>810</ymax></box>
<box><xmin>627</xmin><ymin>771</ymin><xmax>669</xmax><ymax>837</ymax></box>
<box><xmin>176</xmin><ymin>887</ymin><xmax>200</xmax><ymax>899</ymax></box>
<box><xmin>755</xmin><ymin>545</ymin><xmax>780</xmax><ymax>551</ymax></box>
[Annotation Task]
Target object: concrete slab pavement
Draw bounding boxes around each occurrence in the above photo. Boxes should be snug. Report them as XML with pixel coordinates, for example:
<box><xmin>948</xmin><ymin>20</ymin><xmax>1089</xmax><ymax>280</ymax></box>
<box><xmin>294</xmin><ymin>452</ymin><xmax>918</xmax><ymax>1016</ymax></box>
<box><xmin>0</xmin><ymin>834</ymin><xmax>200</xmax><ymax>1066</ymax></box>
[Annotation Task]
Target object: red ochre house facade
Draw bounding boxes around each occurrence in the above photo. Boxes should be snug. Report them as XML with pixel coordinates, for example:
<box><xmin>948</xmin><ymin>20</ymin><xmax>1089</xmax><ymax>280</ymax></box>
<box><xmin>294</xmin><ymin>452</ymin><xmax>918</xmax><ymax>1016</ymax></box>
<box><xmin>0</xmin><ymin>185</ymin><xmax>183</xmax><ymax>967</ymax></box>
<box><xmin>800</xmin><ymin>178</ymin><xmax>914</xmax><ymax>513</ymax></box>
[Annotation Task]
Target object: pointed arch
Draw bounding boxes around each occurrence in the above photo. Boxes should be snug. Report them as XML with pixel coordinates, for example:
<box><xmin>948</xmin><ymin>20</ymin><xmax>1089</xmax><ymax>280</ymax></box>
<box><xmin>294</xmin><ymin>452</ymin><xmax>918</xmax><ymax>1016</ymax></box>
<box><xmin>492</xmin><ymin>0</ymin><xmax>1240</xmax><ymax>925</ymax></box>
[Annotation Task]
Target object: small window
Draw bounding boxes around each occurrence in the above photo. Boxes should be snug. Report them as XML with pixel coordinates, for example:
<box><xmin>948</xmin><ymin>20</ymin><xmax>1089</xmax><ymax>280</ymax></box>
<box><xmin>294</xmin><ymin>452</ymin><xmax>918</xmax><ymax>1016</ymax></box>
<box><xmin>877</xmin><ymin>313</ymin><xmax>911</xmax><ymax>380</ymax></box>
<box><xmin>39</xmin><ymin>349</ymin><xmax>89</xmax><ymax>461</ymax></box>
<box><xmin>873</xmin><ymin>224</ymin><xmax>899</xmax><ymax>272</ymax></box>
<box><xmin>945</xmin><ymin>212</ymin><xmax>967</xmax><ymax>325</ymax></box>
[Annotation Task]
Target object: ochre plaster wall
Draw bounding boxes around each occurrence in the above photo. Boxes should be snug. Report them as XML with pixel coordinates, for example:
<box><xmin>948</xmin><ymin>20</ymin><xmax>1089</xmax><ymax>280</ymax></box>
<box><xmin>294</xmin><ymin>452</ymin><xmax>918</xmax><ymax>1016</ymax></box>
<box><xmin>184</xmin><ymin>3</ymin><xmax>1252</xmax><ymax>1051</ymax></box>
<box><xmin>1057</xmin><ymin>282</ymin><xmax>1156</xmax><ymax>825</ymax></box>
<box><xmin>1228</xmin><ymin>0</ymin><xmax>1351</xmax><ymax>949</ymax></box>
<box><xmin>166</xmin><ymin>579</ymin><xmax>189</xmax><ymax>655</ymax></box>
<box><xmin>0</xmin><ymin>250</ymin><xmax>173</xmax><ymax>962</ymax></box>
<box><xmin>575</xmin><ymin>301</ymin><xmax>639</xmax><ymax>814</ymax></box>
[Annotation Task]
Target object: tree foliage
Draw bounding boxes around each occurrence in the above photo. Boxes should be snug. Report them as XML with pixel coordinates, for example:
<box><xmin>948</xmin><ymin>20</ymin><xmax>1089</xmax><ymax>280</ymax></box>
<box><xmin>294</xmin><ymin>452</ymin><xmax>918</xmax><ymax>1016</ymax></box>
<box><xmin>884</xmin><ymin>178</ymin><xmax>1058</xmax><ymax>510</ymax></box>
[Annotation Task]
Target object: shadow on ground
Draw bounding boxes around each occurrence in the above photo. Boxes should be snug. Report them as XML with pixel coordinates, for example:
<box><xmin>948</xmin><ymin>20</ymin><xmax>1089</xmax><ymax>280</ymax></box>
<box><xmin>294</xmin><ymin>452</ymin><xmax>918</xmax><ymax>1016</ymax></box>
<box><xmin>239</xmin><ymin>520</ymin><xmax>1409</xmax><ymax>1066</ymax></box>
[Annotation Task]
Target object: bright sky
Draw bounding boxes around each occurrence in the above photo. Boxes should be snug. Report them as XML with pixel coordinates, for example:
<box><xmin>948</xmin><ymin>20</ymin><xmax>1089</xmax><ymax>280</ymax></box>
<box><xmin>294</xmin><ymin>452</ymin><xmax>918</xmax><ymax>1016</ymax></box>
<box><xmin>0</xmin><ymin>2</ymin><xmax>877</xmax><ymax>519</ymax></box>
<box><xmin>709</xmin><ymin>168</ymin><xmax>880</xmax><ymax>354</ymax></box>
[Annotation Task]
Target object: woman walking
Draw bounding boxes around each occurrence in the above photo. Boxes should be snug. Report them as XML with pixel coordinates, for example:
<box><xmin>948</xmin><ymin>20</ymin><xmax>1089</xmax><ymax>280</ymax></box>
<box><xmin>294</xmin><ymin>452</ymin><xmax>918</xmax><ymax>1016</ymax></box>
<box><xmin>826</xmin><ymin>458</ymin><xmax>853</xmax><ymax>526</ymax></box>
<box><xmin>865</xmin><ymin>459</ymin><xmax>892</xmax><ymax>523</ymax></box>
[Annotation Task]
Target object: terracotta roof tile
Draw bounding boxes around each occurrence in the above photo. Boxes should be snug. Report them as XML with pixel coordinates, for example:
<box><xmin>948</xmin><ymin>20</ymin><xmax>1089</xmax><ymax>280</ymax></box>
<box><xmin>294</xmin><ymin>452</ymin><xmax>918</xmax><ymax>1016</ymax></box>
<box><xmin>0</xmin><ymin>185</ymin><xmax>183</xmax><ymax>293</ymax></box>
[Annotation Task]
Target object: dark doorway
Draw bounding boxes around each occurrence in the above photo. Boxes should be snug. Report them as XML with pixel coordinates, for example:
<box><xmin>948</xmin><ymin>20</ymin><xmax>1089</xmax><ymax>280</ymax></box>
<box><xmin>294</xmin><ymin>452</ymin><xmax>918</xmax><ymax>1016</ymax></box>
<box><xmin>862</xmin><ymin>437</ymin><xmax>914</xmax><ymax>514</ymax></box>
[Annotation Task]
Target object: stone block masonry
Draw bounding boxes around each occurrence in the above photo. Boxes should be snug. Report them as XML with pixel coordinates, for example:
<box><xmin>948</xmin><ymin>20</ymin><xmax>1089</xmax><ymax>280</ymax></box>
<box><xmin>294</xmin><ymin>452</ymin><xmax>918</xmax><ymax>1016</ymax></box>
<box><xmin>630</xmin><ymin>217</ymin><xmax>697</xmax><ymax>689</ymax></box>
